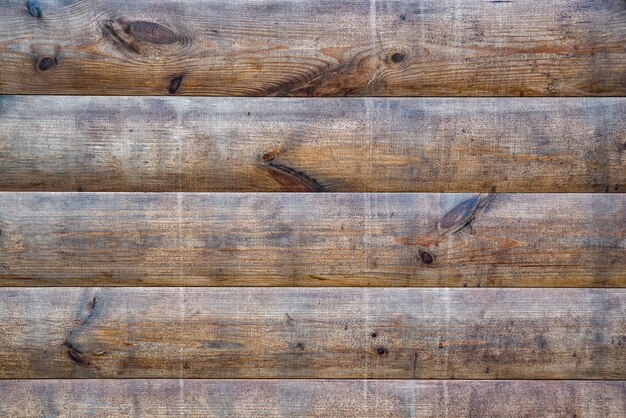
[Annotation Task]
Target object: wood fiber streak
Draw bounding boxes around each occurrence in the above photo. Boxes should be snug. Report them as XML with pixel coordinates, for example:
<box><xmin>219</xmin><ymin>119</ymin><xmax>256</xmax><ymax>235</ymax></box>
<box><xmin>0</xmin><ymin>193</ymin><xmax>624</xmax><ymax>287</ymax></box>
<box><xmin>1</xmin><ymin>380</ymin><xmax>625</xmax><ymax>417</ymax></box>
<box><xmin>0</xmin><ymin>96</ymin><xmax>624</xmax><ymax>192</ymax></box>
<box><xmin>0</xmin><ymin>288</ymin><xmax>623</xmax><ymax>379</ymax></box>
<box><xmin>0</xmin><ymin>0</ymin><xmax>624</xmax><ymax>95</ymax></box>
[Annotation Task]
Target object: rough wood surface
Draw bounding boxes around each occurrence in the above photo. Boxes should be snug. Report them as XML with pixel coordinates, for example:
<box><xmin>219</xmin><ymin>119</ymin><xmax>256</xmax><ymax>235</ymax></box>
<box><xmin>0</xmin><ymin>0</ymin><xmax>624</xmax><ymax>96</ymax></box>
<box><xmin>0</xmin><ymin>193</ymin><xmax>624</xmax><ymax>287</ymax></box>
<box><xmin>1</xmin><ymin>96</ymin><xmax>624</xmax><ymax>193</ymax></box>
<box><xmin>0</xmin><ymin>288</ymin><xmax>624</xmax><ymax>379</ymax></box>
<box><xmin>1</xmin><ymin>380</ymin><xmax>624</xmax><ymax>417</ymax></box>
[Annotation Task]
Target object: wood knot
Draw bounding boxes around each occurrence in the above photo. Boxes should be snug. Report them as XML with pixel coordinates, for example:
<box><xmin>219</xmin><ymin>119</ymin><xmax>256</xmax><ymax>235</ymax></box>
<box><xmin>168</xmin><ymin>74</ymin><xmax>184</xmax><ymax>94</ymax></box>
<box><xmin>36</xmin><ymin>56</ymin><xmax>57</xmax><ymax>71</ymax></box>
<box><xmin>377</xmin><ymin>346</ymin><xmax>389</xmax><ymax>355</ymax></box>
<box><xmin>419</xmin><ymin>250</ymin><xmax>435</xmax><ymax>265</ymax></box>
<box><xmin>129</xmin><ymin>21</ymin><xmax>178</xmax><ymax>45</ymax></box>
<box><xmin>102</xmin><ymin>18</ymin><xmax>185</xmax><ymax>54</ymax></box>
<box><xmin>260</xmin><ymin>152</ymin><xmax>276</xmax><ymax>162</ymax></box>
<box><xmin>390</xmin><ymin>52</ymin><xmax>406</xmax><ymax>63</ymax></box>
<box><xmin>386</xmin><ymin>49</ymin><xmax>409</xmax><ymax>66</ymax></box>
<box><xmin>27</xmin><ymin>0</ymin><xmax>41</xmax><ymax>18</ymax></box>
<box><xmin>438</xmin><ymin>194</ymin><xmax>486</xmax><ymax>235</ymax></box>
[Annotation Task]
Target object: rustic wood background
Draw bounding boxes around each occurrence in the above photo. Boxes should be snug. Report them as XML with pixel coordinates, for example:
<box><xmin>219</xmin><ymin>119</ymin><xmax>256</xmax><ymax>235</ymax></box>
<box><xmin>0</xmin><ymin>0</ymin><xmax>624</xmax><ymax>416</ymax></box>
<box><xmin>1</xmin><ymin>96</ymin><xmax>624</xmax><ymax>193</ymax></box>
<box><xmin>0</xmin><ymin>0</ymin><xmax>625</xmax><ymax>95</ymax></box>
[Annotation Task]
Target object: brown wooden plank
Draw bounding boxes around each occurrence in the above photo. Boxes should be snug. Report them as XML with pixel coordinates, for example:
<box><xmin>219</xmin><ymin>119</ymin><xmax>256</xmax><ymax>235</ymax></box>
<box><xmin>1</xmin><ymin>96</ymin><xmax>624</xmax><ymax>193</ymax></box>
<box><xmin>1</xmin><ymin>380</ymin><xmax>624</xmax><ymax>417</ymax></box>
<box><xmin>0</xmin><ymin>288</ymin><xmax>624</xmax><ymax>379</ymax></box>
<box><xmin>0</xmin><ymin>0</ymin><xmax>624</xmax><ymax>96</ymax></box>
<box><xmin>0</xmin><ymin>193</ymin><xmax>624</xmax><ymax>287</ymax></box>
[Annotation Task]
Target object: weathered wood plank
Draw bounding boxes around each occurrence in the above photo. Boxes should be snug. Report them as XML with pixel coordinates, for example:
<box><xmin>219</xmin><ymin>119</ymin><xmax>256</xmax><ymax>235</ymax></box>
<box><xmin>1</xmin><ymin>96</ymin><xmax>624</xmax><ymax>193</ymax></box>
<box><xmin>0</xmin><ymin>193</ymin><xmax>624</xmax><ymax>287</ymax></box>
<box><xmin>1</xmin><ymin>380</ymin><xmax>624</xmax><ymax>417</ymax></box>
<box><xmin>0</xmin><ymin>288</ymin><xmax>623</xmax><ymax>379</ymax></box>
<box><xmin>0</xmin><ymin>0</ymin><xmax>624</xmax><ymax>96</ymax></box>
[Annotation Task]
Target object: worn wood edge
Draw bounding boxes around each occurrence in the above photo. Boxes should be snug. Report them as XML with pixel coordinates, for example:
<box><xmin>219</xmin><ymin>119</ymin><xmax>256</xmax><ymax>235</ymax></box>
<box><xmin>0</xmin><ymin>96</ymin><xmax>624</xmax><ymax>192</ymax></box>
<box><xmin>0</xmin><ymin>380</ymin><xmax>624</xmax><ymax>418</ymax></box>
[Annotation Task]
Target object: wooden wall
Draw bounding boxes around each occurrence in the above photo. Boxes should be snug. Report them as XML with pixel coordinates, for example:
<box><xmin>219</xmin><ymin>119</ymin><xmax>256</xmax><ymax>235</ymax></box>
<box><xmin>0</xmin><ymin>0</ymin><xmax>624</xmax><ymax>416</ymax></box>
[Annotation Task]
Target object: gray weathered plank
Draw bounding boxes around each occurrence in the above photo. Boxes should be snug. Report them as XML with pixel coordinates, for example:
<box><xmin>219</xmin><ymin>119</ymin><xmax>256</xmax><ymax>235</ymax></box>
<box><xmin>1</xmin><ymin>96</ymin><xmax>624</xmax><ymax>192</ymax></box>
<box><xmin>0</xmin><ymin>0</ymin><xmax>624</xmax><ymax>95</ymax></box>
<box><xmin>0</xmin><ymin>193</ymin><xmax>624</xmax><ymax>287</ymax></box>
<box><xmin>0</xmin><ymin>288</ymin><xmax>624</xmax><ymax>379</ymax></box>
<box><xmin>1</xmin><ymin>380</ymin><xmax>624</xmax><ymax>417</ymax></box>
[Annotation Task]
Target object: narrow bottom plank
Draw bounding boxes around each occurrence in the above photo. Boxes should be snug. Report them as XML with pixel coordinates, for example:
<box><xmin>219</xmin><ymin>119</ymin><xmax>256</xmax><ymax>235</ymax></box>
<box><xmin>1</xmin><ymin>380</ymin><xmax>623</xmax><ymax>417</ymax></box>
<box><xmin>1</xmin><ymin>288</ymin><xmax>623</xmax><ymax>379</ymax></box>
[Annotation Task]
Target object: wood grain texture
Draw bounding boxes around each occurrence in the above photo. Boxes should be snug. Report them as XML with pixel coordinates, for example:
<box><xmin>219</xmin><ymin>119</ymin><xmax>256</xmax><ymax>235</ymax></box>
<box><xmin>0</xmin><ymin>0</ymin><xmax>624</xmax><ymax>96</ymax></box>
<box><xmin>0</xmin><ymin>192</ymin><xmax>624</xmax><ymax>287</ymax></box>
<box><xmin>0</xmin><ymin>288</ymin><xmax>624</xmax><ymax>379</ymax></box>
<box><xmin>1</xmin><ymin>380</ymin><xmax>625</xmax><ymax>417</ymax></box>
<box><xmin>1</xmin><ymin>96</ymin><xmax>624</xmax><ymax>193</ymax></box>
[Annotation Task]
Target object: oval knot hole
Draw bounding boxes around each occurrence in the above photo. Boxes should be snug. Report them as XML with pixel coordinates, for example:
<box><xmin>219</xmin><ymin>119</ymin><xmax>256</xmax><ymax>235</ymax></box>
<box><xmin>438</xmin><ymin>194</ymin><xmax>483</xmax><ymax>235</ymax></box>
<box><xmin>390</xmin><ymin>52</ymin><xmax>406</xmax><ymax>63</ymax></box>
<box><xmin>36</xmin><ymin>56</ymin><xmax>57</xmax><ymax>71</ymax></box>
<box><xmin>129</xmin><ymin>21</ymin><xmax>178</xmax><ymax>44</ymax></box>
<box><xmin>420</xmin><ymin>251</ymin><xmax>435</xmax><ymax>265</ymax></box>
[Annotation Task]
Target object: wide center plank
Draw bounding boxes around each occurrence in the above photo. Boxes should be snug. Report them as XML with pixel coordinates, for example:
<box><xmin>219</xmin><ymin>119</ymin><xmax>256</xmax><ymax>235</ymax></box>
<box><xmin>0</xmin><ymin>0</ymin><xmax>624</xmax><ymax>95</ymax></box>
<box><xmin>1</xmin><ymin>96</ymin><xmax>624</xmax><ymax>193</ymax></box>
<box><xmin>0</xmin><ymin>193</ymin><xmax>624</xmax><ymax>286</ymax></box>
<box><xmin>0</xmin><ymin>288</ymin><xmax>623</xmax><ymax>379</ymax></box>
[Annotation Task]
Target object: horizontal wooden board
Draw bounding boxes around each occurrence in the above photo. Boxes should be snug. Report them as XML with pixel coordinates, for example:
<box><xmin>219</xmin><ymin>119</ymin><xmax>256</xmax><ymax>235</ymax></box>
<box><xmin>0</xmin><ymin>0</ymin><xmax>624</xmax><ymax>95</ymax></box>
<box><xmin>1</xmin><ymin>380</ymin><xmax>624</xmax><ymax>417</ymax></box>
<box><xmin>1</xmin><ymin>96</ymin><xmax>624</xmax><ymax>193</ymax></box>
<box><xmin>0</xmin><ymin>288</ymin><xmax>624</xmax><ymax>379</ymax></box>
<box><xmin>0</xmin><ymin>193</ymin><xmax>624</xmax><ymax>287</ymax></box>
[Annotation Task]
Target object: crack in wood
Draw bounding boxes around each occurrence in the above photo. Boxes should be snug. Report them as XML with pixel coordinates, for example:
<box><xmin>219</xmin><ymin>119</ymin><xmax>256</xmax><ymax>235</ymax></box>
<box><xmin>260</xmin><ymin>152</ymin><xmax>323</xmax><ymax>192</ymax></box>
<box><xmin>64</xmin><ymin>294</ymin><xmax>100</xmax><ymax>369</ymax></box>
